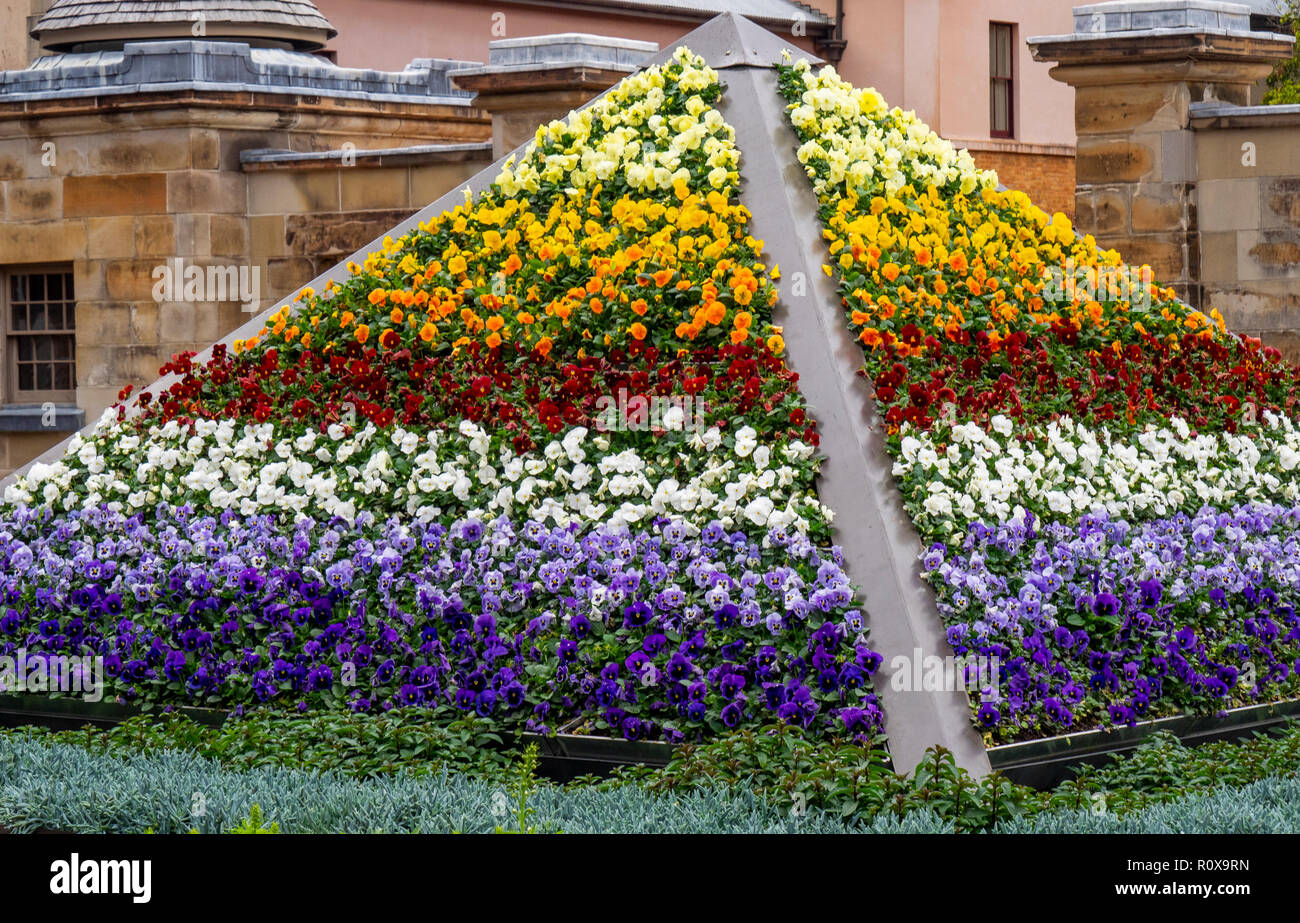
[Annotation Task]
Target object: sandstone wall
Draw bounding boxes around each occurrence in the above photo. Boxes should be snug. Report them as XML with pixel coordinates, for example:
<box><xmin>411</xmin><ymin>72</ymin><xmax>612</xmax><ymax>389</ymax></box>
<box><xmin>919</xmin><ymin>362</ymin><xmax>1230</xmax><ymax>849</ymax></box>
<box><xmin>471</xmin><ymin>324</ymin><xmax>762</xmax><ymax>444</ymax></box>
<box><xmin>248</xmin><ymin>159</ymin><xmax>487</xmax><ymax>300</ymax></box>
<box><xmin>0</xmin><ymin>100</ymin><xmax>489</xmax><ymax>476</ymax></box>
<box><xmin>1194</xmin><ymin>116</ymin><xmax>1300</xmax><ymax>362</ymax></box>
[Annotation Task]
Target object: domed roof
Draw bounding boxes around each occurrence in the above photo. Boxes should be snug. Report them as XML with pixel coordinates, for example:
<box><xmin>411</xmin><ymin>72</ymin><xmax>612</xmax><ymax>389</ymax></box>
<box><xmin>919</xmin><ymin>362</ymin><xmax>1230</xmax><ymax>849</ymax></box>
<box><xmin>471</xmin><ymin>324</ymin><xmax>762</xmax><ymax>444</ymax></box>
<box><xmin>32</xmin><ymin>0</ymin><xmax>338</xmax><ymax>53</ymax></box>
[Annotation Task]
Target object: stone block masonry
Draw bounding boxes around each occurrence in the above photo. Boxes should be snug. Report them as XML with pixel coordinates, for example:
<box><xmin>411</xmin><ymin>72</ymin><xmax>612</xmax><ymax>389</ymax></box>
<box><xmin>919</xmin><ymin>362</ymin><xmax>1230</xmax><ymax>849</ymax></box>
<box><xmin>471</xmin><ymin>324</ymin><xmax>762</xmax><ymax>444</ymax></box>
<box><xmin>1031</xmin><ymin>0</ymin><xmax>1294</xmax><ymax>317</ymax></box>
<box><xmin>0</xmin><ymin>38</ymin><xmax>492</xmax><ymax>476</ymax></box>
<box><xmin>1190</xmin><ymin>111</ymin><xmax>1300</xmax><ymax>362</ymax></box>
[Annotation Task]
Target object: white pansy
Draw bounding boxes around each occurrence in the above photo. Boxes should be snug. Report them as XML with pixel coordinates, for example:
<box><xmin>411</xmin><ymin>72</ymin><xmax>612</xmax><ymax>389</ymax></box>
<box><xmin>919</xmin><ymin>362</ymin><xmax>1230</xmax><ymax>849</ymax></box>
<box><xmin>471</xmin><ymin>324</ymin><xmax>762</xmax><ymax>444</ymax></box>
<box><xmin>14</xmin><ymin>408</ymin><xmax>827</xmax><ymax>536</ymax></box>
<box><xmin>743</xmin><ymin>495</ymin><xmax>775</xmax><ymax>526</ymax></box>
<box><xmin>734</xmin><ymin>426</ymin><xmax>758</xmax><ymax>458</ymax></box>
<box><xmin>893</xmin><ymin>415</ymin><xmax>1300</xmax><ymax>535</ymax></box>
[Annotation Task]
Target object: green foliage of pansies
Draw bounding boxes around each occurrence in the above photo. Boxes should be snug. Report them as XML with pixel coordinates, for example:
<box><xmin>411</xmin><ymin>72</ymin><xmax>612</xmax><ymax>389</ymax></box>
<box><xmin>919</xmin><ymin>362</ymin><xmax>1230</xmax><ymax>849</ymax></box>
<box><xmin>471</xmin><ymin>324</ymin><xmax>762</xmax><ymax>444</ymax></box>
<box><xmin>7</xmin><ymin>709</ymin><xmax>518</xmax><ymax>782</ymax></box>
<box><xmin>593</xmin><ymin>722</ymin><xmax>1300</xmax><ymax>832</ymax></box>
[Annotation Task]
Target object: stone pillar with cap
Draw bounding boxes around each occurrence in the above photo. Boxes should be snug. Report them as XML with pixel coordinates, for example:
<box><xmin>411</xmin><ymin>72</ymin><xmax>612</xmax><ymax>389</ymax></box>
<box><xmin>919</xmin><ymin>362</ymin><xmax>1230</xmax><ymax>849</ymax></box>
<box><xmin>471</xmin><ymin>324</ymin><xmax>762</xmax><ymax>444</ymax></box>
<box><xmin>1029</xmin><ymin>0</ymin><xmax>1294</xmax><ymax>308</ymax></box>
<box><xmin>451</xmin><ymin>34</ymin><xmax>658</xmax><ymax>159</ymax></box>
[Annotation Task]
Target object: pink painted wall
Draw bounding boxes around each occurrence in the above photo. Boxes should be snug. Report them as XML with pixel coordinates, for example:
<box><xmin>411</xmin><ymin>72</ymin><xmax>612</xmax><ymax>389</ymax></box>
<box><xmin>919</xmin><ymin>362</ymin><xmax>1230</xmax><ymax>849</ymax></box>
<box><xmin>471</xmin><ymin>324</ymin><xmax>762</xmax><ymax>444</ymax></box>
<box><xmin>934</xmin><ymin>0</ymin><xmax>1077</xmax><ymax>147</ymax></box>
<box><xmin>313</xmin><ymin>0</ymin><xmax>1078</xmax><ymax>148</ymax></box>
<box><xmin>901</xmin><ymin>0</ymin><xmax>942</xmax><ymax>127</ymax></box>
<box><xmin>313</xmin><ymin>0</ymin><xmax>820</xmax><ymax>73</ymax></box>
<box><xmin>815</xmin><ymin>0</ymin><xmax>906</xmax><ymax>109</ymax></box>
<box><xmin>799</xmin><ymin>0</ymin><xmax>1076</xmax><ymax>147</ymax></box>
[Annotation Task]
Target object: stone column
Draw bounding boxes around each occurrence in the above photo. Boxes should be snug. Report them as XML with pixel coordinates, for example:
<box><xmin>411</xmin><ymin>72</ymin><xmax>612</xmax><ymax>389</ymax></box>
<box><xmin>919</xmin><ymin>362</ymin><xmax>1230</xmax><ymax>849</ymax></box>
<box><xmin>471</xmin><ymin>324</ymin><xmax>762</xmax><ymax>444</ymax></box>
<box><xmin>451</xmin><ymin>34</ymin><xmax>657</xmax><ymax>159</ymax></box>
<box><xmin>1029</xmin><ymin>0</ymin><xmax>1293</xmax><ymax>308</ymax></box>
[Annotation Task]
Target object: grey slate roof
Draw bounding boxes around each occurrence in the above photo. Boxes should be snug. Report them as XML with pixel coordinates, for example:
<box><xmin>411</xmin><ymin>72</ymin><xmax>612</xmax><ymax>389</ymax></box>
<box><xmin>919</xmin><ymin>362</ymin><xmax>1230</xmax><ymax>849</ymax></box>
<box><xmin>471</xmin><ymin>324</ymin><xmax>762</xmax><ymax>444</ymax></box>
<box><xmin>0</xmin><ymin>40</ymin><xmax>479</xmax><ymax>104</ymax></box>
<box><xmin>32</xmin><ymin>0</ymin><xmax>338</xmax><ymax>45</ymax></box>
<box><xmin>1240</xmin><ymin>0</ymin><xmax>1284</xmax><ymax>14</ymax></box>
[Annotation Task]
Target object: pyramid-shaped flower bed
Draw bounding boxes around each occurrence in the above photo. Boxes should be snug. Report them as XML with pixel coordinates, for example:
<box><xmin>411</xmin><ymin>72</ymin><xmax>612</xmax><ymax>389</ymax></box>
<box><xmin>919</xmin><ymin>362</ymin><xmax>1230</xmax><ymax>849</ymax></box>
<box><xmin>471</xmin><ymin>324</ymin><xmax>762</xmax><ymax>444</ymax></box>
<box><xmin>8</xmin><ymin>36</ymin><xmax>1300</xmax><ymax>755</ymax></box>
<box><xmin>778</xmin><ymin>58</ymin><xmax>1300</xmax><ymax>744</ymax></box>
<box><xmin>0</xmin><ymin>49</ymin><xmax>883</xmax><ymax>745</ymax></box>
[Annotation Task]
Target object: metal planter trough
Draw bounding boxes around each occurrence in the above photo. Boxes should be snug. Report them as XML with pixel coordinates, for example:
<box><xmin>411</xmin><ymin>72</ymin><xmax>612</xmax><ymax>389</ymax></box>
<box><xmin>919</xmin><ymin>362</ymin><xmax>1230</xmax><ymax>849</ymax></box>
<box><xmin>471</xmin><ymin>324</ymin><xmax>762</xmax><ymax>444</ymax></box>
<box><xmin>522</xmin><ymin>732</ymin><xmax>675</xmax><ymax>781</ymax></box>
<box><xmin>0</xmin><ymin>692</ymin><xmax>667</xmax><ymax>782</ymax></box>
<box><xmin>988</xmin><ymin>697</ymin><xmax>1300</xmax><ymax>789</ymax></box>
<box><xmin>0</xmin><ymin>695</ymin><xmax>228</xmax><ymax>731</ymax></box>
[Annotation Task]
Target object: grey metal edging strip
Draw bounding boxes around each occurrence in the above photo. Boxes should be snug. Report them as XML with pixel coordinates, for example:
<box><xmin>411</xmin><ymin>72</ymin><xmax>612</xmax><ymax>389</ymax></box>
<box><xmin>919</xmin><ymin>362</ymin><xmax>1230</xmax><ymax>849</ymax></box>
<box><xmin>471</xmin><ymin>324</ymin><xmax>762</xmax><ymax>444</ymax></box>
<box><xmin>726</xmin><ymin>66</ymin><xmax>990</xmax><ymax>777</ymax></box>
<box><xmin>989</xmin><ymin>697</ymin><xmax>1300</xmax><ymax>774</ymax></box>
<box><xmin>0</xmin><ymin>694</ymin><xmax>228</xmax><ymax>728</ymax></box>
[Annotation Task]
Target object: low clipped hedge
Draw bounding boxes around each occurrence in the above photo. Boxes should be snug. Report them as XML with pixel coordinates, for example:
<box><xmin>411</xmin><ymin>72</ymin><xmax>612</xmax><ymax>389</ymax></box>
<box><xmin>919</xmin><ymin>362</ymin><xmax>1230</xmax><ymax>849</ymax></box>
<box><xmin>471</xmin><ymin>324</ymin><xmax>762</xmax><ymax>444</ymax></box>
<box><xmin>5</xmin><ymin>729</ymin><xmax>1300</xmax><ymax>833</ymax></box>
<box><xmin>999</xmin><ymin>777</ymin><xmax>1300</xmax><ymax>834</ymax></box>
<box><xmin>0</xmin><ymin>735</ymin><xmax>928</xmax><ymax>834</ymax></box>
